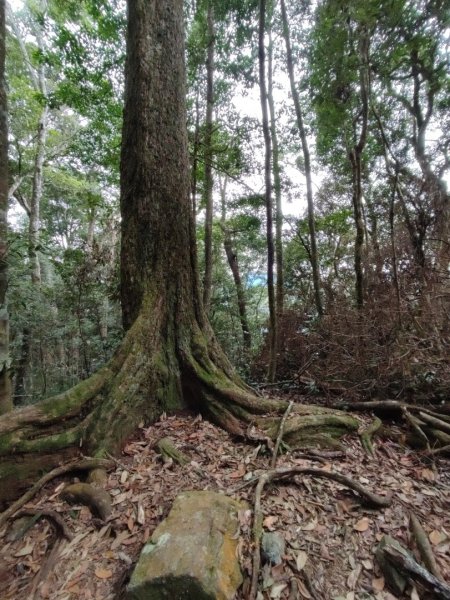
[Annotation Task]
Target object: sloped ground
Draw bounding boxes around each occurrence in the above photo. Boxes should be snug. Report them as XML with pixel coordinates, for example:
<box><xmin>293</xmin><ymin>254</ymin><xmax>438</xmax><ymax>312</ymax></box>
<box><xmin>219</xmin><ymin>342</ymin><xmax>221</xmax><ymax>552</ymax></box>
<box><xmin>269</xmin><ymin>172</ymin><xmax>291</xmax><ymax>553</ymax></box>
<box><xmin>0</xmin><ymin>407</ymin><xmax>449</xmax><ymax>600</ymax></box>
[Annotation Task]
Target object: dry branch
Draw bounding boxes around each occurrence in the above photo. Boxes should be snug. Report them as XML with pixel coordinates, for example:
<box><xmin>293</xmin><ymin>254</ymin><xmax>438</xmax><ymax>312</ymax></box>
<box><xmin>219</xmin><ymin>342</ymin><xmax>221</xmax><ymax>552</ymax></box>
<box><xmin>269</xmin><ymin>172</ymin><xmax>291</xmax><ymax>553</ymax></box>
<box><xmin>410</xmin><ymin>512</ymin><xmax>442</xmax><ymax>580</ymax></box>
<box><xmin>13</xmin><ymin>509</ymin><xmax>73</xmax><ymax>541</ymax></box>
<box><xmin>271</xmin><ymin>401</ymin><xmax>294</xmax><ymax>468</ymax></box>
<box><xmin>0</xmin><ymin>457</ymin><xmax>114</xmax><ymax>531</ymax></box>
<box><xmin>384</xmin><ymin>545</ymin><xmax>450</xmax><ymax>599</ymax></box>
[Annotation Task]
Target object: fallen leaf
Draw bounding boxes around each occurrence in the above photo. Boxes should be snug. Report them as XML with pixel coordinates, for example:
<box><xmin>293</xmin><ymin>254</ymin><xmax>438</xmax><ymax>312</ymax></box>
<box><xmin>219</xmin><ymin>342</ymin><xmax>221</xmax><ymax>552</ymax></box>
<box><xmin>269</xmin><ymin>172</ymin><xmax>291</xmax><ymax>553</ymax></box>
<box><xmin>419</xmin><ymin>468</ymin><xmax>435</xmax><ymax>482</ymax></box>
<box><xmin>270</xmin><ymin>582</ymin><xmax>287</xmax><ymax>598</ymax></box>
<box><xmin>299</xmin><ymin>517</ymin><xmax>317</xmax><ymax>531</ymax></box>
<box><xmin>347</xmin><ymin>564</ymin><xmax>362</xmax><ymax>589</ymax></box>
<box><xmin>120</xmin><ymin>470</ymin><xmax>129</xmax><ymax>484</ymax></box>
<box><xmin>137</xmin><ymin>503</ymin><xmax>145</xmax><ymax>525</ymax></box>
<box><xmin>14</xmin><ymin>543</ymin><xmax>34</xmax><ymax>557</ymax></box>
<box><xmin>353</xmin><ymin>517</ymin><xmax>370</xmax><ymax>532</ymax></box>
<box><xmin>372</xmin><ymin>576</ymin><xmax>385</xmax><ymax>592</ymax></box>
<box><xmin>429</xmin><ymin>530</ymin><xmax>446</xmax><ymax>545</ymax></box>
<box><xmin>296</xmin><ymin>550</ymin><xmax>308</xmax><ymax>571</ymax></box>
<box><xmin>95</xmin><ymin>567</ymin><xmax>113</xmax><ymax>579</ymax></box>
<box><xmin>263</xmin><ymin>515</ymin><xmax>278</xmax><ymax>530</ymax></box>
<box><xmin>297</xmin><ymin>578</ymin><xmax>312</xmax><ymax>599</ymax></box>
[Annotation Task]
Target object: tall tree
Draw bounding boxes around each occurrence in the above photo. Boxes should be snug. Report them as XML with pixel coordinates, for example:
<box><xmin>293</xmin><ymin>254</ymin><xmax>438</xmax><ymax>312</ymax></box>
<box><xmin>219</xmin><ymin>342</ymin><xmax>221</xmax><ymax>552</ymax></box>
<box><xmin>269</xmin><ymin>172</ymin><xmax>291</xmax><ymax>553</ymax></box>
<box><xmin>202</xmin><ymin>0</ymin><xmax>215</xmax><ymax>312</ymax></box>
<box><xmin>280</xmin><ymin>0</ymin><xmax>323</xmax><ymax>316</ymax></box>
<box><xmin>258</xmin><ymin>0</ymin><xmax>277</xmax><ymax>381</ymax></box>
<box><xmin>0</xmin><ymin>0</ymin><xmax>358</xmax><ymax>504</ymax></box>
<box><xmin>267</xmin><ymin>26</ymin><xmax>284</xmax><ymax>334</ymax></box>
<box><xmin>0</xmin><ymin>0</ymin><xmax>12</xmax><ymax>414</ymax></box>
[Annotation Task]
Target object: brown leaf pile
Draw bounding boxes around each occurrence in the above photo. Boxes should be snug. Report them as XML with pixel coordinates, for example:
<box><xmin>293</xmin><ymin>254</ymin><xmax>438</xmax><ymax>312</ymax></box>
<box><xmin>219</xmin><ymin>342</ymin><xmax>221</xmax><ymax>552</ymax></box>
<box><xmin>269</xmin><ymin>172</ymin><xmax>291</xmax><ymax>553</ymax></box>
<box><xmin>0</xmin><ymin>410</ymin><xmax>448</xmax><ymax>600</ymax></box>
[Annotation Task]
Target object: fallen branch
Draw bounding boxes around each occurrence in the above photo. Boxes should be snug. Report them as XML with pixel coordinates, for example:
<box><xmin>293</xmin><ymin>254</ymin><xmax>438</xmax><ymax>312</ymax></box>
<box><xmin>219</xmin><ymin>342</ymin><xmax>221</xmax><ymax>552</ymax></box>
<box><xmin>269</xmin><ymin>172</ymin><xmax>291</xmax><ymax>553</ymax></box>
<box><xmin>403</xmin><ymin>409</ymin><xmax>430</xmax><ymax>450</ymax></box>
<box><xmin>0</xmin><ymin>457</ymin><xmax>114</xmax><ymax>531</ymax></box>
<box><xmin>410</xmin><ymin>512</ymin><xmax>442</xmax><ymax>580</ymax></box>
<box><xmin>384</xmin><ymin>544</ymin><xmax>450</xmax><ymax>599</ymax></box>
<box><xmin>271</xmin><ymin>401</ymin><xmax>294</xmax><ymax>468</ymax></box>
<box><xmin>426</xmin><ymin>444</ymin><xmax>450</xmax><ymax>456</ymax></box>
<box><xmin>13</xmin><ymin>509</ymin><xmax>73</xmax><ymax>541</ymax></box>
<box><xmin>249</xmin><ymin>472</ymin><xmax>269</xmax><ymax>600</ymax></box>
<box><xmin>419</xmin><ymin>412</ymin><xmax>450</xmax><ymax>436</ymax></box>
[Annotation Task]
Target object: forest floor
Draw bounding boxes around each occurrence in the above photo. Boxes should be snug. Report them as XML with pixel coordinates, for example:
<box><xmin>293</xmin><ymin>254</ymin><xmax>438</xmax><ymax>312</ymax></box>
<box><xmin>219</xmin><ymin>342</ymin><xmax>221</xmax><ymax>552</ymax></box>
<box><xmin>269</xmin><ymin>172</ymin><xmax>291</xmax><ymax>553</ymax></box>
<box><xmin>0</xmin><ymin>397</ymin><xmax>449</xmax><ymax>600</ymax></box>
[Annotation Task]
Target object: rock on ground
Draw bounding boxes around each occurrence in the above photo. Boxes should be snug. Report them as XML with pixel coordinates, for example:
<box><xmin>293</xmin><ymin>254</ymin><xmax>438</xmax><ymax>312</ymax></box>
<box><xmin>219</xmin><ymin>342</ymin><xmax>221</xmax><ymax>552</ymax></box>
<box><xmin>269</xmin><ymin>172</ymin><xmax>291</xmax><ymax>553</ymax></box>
<box><xmin>126</xmin><ymin>490</ymin><xmax>243</xmax><ymax>600</ymax></box>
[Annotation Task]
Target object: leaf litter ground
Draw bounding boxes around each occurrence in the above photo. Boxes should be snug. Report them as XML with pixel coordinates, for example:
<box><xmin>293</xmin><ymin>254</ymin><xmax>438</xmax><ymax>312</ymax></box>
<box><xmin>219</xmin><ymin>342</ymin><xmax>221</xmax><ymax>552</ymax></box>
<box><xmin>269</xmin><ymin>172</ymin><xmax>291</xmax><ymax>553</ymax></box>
<box><xmin>0</xmin><ymin>407</ymin><xmax>449</xmax><ymax>600</ymax></box>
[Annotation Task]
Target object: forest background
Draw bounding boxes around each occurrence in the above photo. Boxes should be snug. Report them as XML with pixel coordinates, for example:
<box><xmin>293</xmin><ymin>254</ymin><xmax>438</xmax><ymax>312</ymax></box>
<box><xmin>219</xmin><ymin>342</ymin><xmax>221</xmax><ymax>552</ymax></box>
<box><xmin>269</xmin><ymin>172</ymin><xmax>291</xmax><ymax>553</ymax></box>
<box><xmin>2</xmin><ymin>0</ymin><xmax>449</xmax><ymax>411</ymax></box>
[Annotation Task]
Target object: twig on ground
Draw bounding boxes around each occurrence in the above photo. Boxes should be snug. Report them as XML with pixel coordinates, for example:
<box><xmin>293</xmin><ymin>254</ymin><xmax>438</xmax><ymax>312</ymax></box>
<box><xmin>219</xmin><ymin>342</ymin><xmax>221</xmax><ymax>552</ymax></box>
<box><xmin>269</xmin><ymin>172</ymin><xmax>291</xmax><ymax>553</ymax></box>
<box><xmin>249</xmin><ymin>473</ymin><xmax>269</xmax><ymax>600</ymax></box>
<box><xmin>271</xmin><ymin>401</ymin><xmax>294</xmax><ymax>469</ymax></box>
<box><xmin>410</xmin><ymin>512</ymin><xmax>442</xmax><ymax>580</ymax></box>
<box><xmin>13</xmin><ymin>509</ymin><xmax>73</xmax><ymax>541</ymax></box>
<box><xmin>0</xmin><ymin>458</ymin><xmax>115</xmax><ymax>531</ymax></box>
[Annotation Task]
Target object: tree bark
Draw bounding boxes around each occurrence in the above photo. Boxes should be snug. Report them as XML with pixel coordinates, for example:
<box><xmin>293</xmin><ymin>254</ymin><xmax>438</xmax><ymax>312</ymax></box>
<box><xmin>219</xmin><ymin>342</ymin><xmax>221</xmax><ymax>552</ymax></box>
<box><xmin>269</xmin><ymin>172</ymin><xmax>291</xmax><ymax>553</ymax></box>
<box><xmin>0</xmin><ymin>0</ymin><xmax>12</xmax><ymax>414</ymax></box>
<box><xmin>348</xmin><ymin>25</ymin><xmax>370</xmax><ymax>309</ymax></box>
<box><xmin>267</xmin><ymin>27</ymin><xmax>284</xmax><ymax>338</ymax></box>
<box><xmin>0</xmin><ymin>0</ymin><xmax>361</xmax><ymax>506</ymax></box>
<box><xmin>219</xmin><ymin>178</ymin><xmax>252</xmax><ymax>353</ymax></box>
<box><xmin>280</xmin><ymin>0</ymin><xmax>322</xmax><ymax>317</ymax></box>
<box><xmin>202</xmin><ymin>0</ymin><xmax>215</xmax><ymax>313</ymax></box>
<box><xmin>258</xmin><ymin>0</ymin><xmax>277</xmax><ymax>381</ymax></box>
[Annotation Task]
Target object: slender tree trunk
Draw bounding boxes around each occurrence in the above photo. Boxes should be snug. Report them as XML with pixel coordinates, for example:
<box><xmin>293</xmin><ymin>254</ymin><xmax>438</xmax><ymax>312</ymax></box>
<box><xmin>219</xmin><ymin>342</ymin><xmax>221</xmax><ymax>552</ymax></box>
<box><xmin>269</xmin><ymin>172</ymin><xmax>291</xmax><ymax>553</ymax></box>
<box><xmin>349</xmin><ymin>25</ymin><xmax>370</xmax><ymax>309</ymax></box>
<box><xmin>202</xmin><ymin>0</ymin><xmax>215</xmax><ymax>313</ymax></box>
<box><xmin>258</xmin><ymin>0</ymin><xmax>277</xmax><ymax>381</ymax></box>
<box><xmin>0</xmin><ymin>0</ymin><xmax>12</xmax><ymax>414</ymax></box>
<box><xmin>280</xmin><ymin>0</ymin><xmax>323</xmax><ymax>317</ymax></box>
<box><xmin>28</xmin><ymin>105</ymin><xmax>47</xmax><ymax>285</ymax></box>
<box><xmin>389</xmin><ymin>173</ymin><xmax>402</xmax><ymax>325</ymax></box>
<box><xmin>219</xmin><ymin>178</ymin><xmax>252</xmax><ymax>354</ymax></box>
<box><xmin>267</xmin><ymin>28</ymin><xmax>284</xmax><ymax>336</ymax></box>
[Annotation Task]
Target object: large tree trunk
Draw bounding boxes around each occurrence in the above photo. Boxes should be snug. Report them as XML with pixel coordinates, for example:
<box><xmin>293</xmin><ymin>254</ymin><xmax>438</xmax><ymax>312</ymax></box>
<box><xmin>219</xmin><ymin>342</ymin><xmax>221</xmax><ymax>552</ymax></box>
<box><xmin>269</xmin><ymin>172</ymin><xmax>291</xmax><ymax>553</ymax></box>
<box><xmin>0</xmin><ymin>0</ymin><xmax>360</xmax><ymax>506</ymax></box>
<box><xmin>0</xmin><ymin>0</ymin><xmax>12</xmax><ymax>415</ymax></box>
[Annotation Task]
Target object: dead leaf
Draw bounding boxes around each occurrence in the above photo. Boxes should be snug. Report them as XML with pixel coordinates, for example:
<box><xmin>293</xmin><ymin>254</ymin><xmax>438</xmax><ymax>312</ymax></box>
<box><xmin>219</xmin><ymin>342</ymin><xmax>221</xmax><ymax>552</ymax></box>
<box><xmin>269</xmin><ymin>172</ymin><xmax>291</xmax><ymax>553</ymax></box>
<box><xmin>296</xmin><ymin>550</ymin><xmax>308</xmax><ymax>571</ymax></box>
<box><xmin>137</xmin><ymin>503</ymin><xmax>145</xmax><ymax>525</ymax></box>
<box><xmin>296</xmin><ymin>578</ymin><xmax>312</xmax><ymax>599</ymax></box>
<box><xmin>347</xmin><ymin>564</ymin><xmax>362</xmax><ymax>589</ymax></box>
<box><xmin>120</xmin><ymin>470</ymin><xmax>129</xmax><ymax>484</ymax></box>
<box><xmin>419</xmin><ymin>468</ymin><xmax>435</xmax><ymax>482</ymax></box>
<box><xmin>270</xmin><ymin>582</ymin><xmax>288</xmax><ymax>598</ymax></box>
<box><xmin>353</xmin><ymin>517</ymin><xmax>370</xmax><ymax>532</ymax></box>
<box><xmin>95</xmin><ymin>567</ymin><xmax>113</xmax><ymax>579</ymax></box>
<box><xmin>372</xmin><ymin>576</ymin><xmax>385</xmax><ymax>592</ymax></box>
<box><xmin>429</xmin><ymin>530</ymin><xmax>446</xmax><ymax>545</ymax></box>
<box><xmin>299</xmin><ymin>517</ymin><xmax>317</xmax><ymax>531</ymax></box>
<box><xmin>263</xmin><ymin>515</ymin><xmax>278</xmax><ymax>530</ymax></box>
<box><xmin>14</xmin><ymin>543</ymin><xmax>34</xmax><ymax>557</ymax></box>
